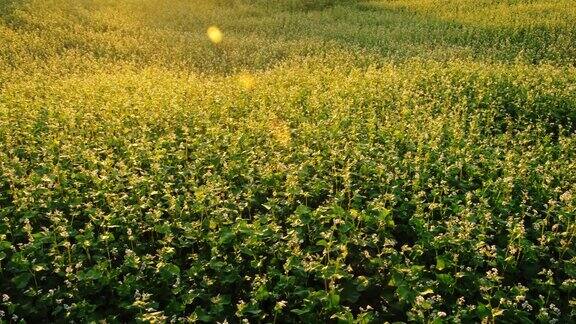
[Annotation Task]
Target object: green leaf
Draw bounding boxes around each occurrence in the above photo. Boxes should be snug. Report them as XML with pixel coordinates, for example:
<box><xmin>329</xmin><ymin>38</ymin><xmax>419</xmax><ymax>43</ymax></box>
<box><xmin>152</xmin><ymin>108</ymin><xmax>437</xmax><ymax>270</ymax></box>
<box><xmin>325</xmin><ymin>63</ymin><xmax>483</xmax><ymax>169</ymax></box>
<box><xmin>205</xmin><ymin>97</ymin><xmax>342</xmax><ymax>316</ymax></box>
<box><xmin>154</xmin><ymin>223</ymin><xmax>171</xmax><ymax>234</ymax></box>
<box><xmin>295</xmin><ymin>205</ymin><xmax>310</xmax><ymax>215</ymax></box>
<box><xmin>436</xmin><ymin>256</ymin><xmax>449</xmax><ymax>271</ymax></box>
<box><xmin>295</xmin><ymin>205</ymin><xmax>311</xmax><ymax>224</ymax></box>
<box><xmin>194</xmin><ymin>307</ymin><xmax>212</xmax><ymax>322</ymax></box>
<box><xmin>341</xmin><ymin>284</ymin><xmax>361</xmax><ymax>303</ymax></box>
<box><xmin>316</xmin><ymin>239</ymin><xmax>328</xmax><ymax>247</ymax></box>
<box><xmin>328</xmin><ymin>291</ymin><xmax>340</xmax><ymax>308</ymax></box>
<box><xmin>291</xmin><ymin>308</ymin><xmax>310</xmax><ymax>315</ymax></box>
<box><xmin>162</xmin><ymin>263</ymin><xmax>180</xmax><ymax>276</ymax></box>
<box><xmin>436</xmin><ymin>273</ymin><xmax>455</xmax><ymax>287</ymax></box>
<box><xmin>83</xmin><ymin>267</ymin><xmax>101</xmax><ymax>281</ymax></box>
<box><xmin>431</xmin><ymin>318</ymin><xmax>444</xmax><ymax>324</ymax></box>
<box><xmin>397</xmin><ymin>285</ymin><xmax>414</xmax><ymax>302</ymax></box>
<box><xmin>476</xmin><ymin>303</ymin><xmax>491</xmax><ymax>318</ymax></box>
<box><xmin>254</xmin><ymin>285</ymin><xmax>269</xmax><ymax>300</ymax></box>
<box><xmin>0</xmin><ymin>241</ymin><xmax>12</xmax><ymax>250</ymax></box>
<box><xmin>12</xmin><ymin>272</ymin><xmax>33</xmax><ymax>289</ymax></box>
<box><xmin>219</xmin><ymin>229</ymin><xmax>235</xmax><ymax>245</ymax></box>
<box><xmin>379</xmin><ymin>209</ymin><xmax>394</xmax><ymax>226</ymax></box>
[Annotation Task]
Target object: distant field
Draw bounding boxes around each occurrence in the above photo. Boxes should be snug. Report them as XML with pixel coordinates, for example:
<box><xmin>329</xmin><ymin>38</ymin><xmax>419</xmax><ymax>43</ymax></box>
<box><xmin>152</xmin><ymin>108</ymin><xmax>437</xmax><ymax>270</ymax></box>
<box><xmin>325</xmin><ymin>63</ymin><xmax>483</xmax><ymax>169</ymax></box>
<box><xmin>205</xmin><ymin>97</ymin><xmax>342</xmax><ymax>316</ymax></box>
<box><xmin>1</xmin><ymin>0</ymin><xmax>575</xmax><ymax>322</ymax></box>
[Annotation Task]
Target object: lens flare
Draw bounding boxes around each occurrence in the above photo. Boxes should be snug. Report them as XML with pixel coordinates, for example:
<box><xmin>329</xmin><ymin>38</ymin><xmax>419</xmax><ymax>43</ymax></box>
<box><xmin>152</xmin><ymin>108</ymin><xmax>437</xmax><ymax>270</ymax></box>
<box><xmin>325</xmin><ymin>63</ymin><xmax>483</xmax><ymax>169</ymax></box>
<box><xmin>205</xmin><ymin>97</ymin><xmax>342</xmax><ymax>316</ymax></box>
<box><xmin>206</xmin><ymin>26</ymin><xmax>223</xmax><ymax>44</ymax></box>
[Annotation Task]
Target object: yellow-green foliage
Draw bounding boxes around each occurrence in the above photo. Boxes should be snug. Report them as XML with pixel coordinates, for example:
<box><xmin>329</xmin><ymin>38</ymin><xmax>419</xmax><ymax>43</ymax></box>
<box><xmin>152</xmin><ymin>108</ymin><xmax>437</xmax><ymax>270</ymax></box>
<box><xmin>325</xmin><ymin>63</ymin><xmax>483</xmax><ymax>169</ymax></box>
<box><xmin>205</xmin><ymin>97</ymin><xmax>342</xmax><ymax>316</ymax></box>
<box><xmin>1</xmin><ymin>0</ymin><xmax>576</xmax><ymax>322</ymax></box>
<box><xmin>380</xmin><ymin>0</ymin><xmax>576</xmax><ymax>28</ymax></box>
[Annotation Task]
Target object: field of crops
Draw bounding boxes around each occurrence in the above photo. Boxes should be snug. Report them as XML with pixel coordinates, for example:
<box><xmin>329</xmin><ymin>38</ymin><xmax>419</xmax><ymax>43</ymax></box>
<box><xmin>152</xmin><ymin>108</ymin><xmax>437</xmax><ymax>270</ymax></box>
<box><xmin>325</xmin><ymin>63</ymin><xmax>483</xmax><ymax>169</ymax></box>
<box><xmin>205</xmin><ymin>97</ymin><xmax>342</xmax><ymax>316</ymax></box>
<box><xmin>1</xmin><ymin>0</ymin><xmax>576</xmax><ymax>322</ymax></box>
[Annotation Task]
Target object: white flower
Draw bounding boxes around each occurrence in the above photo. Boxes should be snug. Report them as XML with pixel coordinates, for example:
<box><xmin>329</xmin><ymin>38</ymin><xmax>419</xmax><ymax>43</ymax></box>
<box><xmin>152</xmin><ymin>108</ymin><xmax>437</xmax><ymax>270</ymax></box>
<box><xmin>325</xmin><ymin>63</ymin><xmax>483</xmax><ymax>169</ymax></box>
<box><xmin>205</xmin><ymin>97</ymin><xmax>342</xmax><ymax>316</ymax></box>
<box><xmin>521</xmin><ymin>301</ymin><xmax>532</xmax><ymax>311</ymax></box>
<box><xmin>275</xmin><ymin>300</ymin><xmax>287</xmax><ymax>310</ymax></box>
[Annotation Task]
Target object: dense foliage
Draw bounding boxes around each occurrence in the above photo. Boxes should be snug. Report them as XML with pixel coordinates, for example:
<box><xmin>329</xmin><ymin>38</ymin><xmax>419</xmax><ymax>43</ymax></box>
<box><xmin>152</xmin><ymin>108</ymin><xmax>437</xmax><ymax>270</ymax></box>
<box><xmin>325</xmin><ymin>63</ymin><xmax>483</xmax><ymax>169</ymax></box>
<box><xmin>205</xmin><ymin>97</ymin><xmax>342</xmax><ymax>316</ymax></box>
<box><xmin>1</xmin><ymin>0</ymin><xmax>575</xmax><ymax>322</ymax></box>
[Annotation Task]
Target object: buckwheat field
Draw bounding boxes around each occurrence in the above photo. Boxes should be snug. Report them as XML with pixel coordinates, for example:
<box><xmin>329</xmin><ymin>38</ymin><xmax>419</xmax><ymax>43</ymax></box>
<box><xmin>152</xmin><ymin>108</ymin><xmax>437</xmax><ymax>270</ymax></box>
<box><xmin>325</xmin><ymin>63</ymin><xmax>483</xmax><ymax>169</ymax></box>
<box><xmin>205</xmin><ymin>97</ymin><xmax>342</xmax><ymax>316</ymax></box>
<box><xmin>1</xmin><ymin>0</ymin><xmax>576</xmax><ymax>322</ymax></box>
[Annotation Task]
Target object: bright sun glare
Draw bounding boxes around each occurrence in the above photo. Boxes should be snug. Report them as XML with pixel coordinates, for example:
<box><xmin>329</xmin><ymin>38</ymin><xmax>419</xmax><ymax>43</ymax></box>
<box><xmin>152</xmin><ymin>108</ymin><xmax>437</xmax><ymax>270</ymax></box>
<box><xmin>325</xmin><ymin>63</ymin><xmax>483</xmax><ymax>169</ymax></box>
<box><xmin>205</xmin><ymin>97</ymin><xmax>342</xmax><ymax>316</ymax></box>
<box><xmin>207</xmin><ymin>26</ymin><xmax>223</xmax><ymax>44</ymax></box>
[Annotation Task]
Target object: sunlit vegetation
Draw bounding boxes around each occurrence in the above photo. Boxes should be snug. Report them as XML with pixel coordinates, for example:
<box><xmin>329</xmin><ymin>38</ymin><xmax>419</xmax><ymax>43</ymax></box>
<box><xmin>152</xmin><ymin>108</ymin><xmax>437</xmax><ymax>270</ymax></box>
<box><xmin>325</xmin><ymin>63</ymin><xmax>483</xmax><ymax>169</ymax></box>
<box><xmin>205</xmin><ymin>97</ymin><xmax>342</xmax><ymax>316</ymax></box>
<box><xmin>1</xmin><ymin>0</ymin><xmax>575</xmax><ymax>322</ymax></box>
